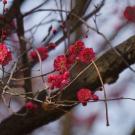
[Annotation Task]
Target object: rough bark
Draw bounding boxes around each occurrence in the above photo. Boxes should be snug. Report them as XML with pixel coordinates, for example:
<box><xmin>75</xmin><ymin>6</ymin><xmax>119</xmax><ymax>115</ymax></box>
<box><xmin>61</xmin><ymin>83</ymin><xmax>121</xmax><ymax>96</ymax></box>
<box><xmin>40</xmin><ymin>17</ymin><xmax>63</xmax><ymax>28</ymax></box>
<box><xmin>0</xmin><ymin>35</ymin><xmax>135</xmax><ymax>135</ymax></box>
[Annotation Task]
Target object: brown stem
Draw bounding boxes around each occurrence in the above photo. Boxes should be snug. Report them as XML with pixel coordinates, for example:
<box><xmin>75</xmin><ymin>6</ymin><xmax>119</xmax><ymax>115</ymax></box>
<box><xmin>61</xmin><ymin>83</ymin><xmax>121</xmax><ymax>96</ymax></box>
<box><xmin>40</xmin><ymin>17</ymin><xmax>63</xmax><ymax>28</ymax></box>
<box><xmin>15</xmin><ymin>1</ymin><xmax>32</xmax><ymax>96</ymax></box>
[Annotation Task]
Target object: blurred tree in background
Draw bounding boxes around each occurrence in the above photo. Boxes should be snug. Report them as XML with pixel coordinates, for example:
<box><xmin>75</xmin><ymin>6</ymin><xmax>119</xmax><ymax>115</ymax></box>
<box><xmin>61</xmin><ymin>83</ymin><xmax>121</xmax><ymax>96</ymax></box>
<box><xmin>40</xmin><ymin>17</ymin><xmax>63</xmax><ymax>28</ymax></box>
<box><xmin>0</xmin><ymin>0</ymin><xmax>135</xmax><ymax>135</ymax></box>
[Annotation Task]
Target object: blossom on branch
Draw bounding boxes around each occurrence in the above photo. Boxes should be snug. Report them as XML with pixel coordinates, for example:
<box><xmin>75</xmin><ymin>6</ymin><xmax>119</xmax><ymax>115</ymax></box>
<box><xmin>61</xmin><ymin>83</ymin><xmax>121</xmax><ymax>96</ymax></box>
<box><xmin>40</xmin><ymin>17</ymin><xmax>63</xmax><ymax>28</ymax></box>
<box><xmin>30</xmin><ymin>47</ymin><xmax>48</xmax><ymax>61</ymax></box>
<box><xmin>54</xmin><ymin>55</ymin><xmax>69</xmax><ymax>73</ymax></box>
<box><xmin>0</xmin><ymin>43</ymin><xmax>12</xmax><ymax>66</ymax></box>
<box><xmin>77</xmin><ymin>88</ymin><xmax>92</xmax><ymax>106</ymax></box>
<box><xmin>77</xmin><ymin>88</ymin><xmax>98</xmax><ymax>106</ymax></box>
<box><xmin>78</xmin><ymin>48</ymin><xmax>95</xmax><ymax>63</ymax></box>
<box><xmin>48</xmin><ymin>71</ymin><xmax>70</xmax><ymax>89</ymax></box>
<box><xmin>69</xmin><ymin>40</ymin><xmax>85</xmax><ymax>56</ymax></box>
<box><xmin>25</xmin><ymin>101</ymin><xmax>38</xmax><ymax>111</ymax></box>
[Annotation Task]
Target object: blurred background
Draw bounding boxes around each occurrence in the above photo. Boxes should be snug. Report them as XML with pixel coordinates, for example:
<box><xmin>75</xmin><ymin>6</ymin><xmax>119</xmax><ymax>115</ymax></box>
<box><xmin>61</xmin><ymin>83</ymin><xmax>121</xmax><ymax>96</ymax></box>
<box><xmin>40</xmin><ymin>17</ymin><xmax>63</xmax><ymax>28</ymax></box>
<box><xmin>1</xmin><ymin>0</ymin><xmax>135</xmax><ymax>135</ymax></box>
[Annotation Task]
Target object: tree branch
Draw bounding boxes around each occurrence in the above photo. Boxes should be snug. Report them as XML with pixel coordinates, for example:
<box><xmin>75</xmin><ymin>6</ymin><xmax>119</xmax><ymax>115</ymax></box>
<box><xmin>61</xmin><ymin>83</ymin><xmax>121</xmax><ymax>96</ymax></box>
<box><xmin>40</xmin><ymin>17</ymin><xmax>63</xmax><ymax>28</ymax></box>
<box><xmin>0</xmin><ymin>0</ymin><xmax>26</xmax><ymax>29</ymax></box>
<box><xmin>16</xmin><ymin>1</ymin><xmax>32</xmax><ymax>96</ymax></box>
<box><xmin>42</xmin><ymin>0</ymin><xmax>93</xmax><ymax>44</ymax></box>
<box><xmin>0</xmin><ymin>35</ymin><xmax>135</xmax><ymax>135</ymax></box>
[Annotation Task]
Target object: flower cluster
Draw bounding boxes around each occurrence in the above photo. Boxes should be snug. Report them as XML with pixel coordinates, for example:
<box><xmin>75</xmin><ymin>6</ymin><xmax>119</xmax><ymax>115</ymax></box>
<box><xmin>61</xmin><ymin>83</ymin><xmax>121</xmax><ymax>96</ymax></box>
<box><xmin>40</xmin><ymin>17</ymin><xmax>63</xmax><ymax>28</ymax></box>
<box><xmin>48</xmin><ymin>71</ymin><xmax>70</xmax><ymax>89</ymax></box>
<box><xmin>30</xmin><ymin>43</ymin><xmax>57</xmax><ymax>62</ymax></box>
<box><xmin>124</xmin><ymin>6</ymin><xmax>135</xmax><ymax>22</ymax></box>
<box><xmin>67</xmin><ymin>40</ymin><xmax>95</xmax><ymax>64</ymax></box>
<box><xmin>0</xmin><ymin>43</ymin><xmax>12</xmax><ymax>66</ymax></box>
<box><xmin>48</xmin><ymin>39</ymin><xmax>95</xmax><ymax>91</ymax></box>
<box><xmin>77</xmin><ymin>88</ymin><xmax>98</xmax><ymax>106</ymax></box>
<box><xmin>54</xmin><ymin>55</ymin><xmax>69</xmax><ymax>73</ymax></box>
<box><xmin>78</xmin><ymin>48</ymin><xmax>95</xmax><ymax>63</ymax></box>
<box><xmin>30</xmin><ymin>47</ymin><xmax>48</xmax><ymax>61</ymax></box>
<box><xmin>69</xmin><ymin>40</ymin><xmax>85</xmax><ymax>56</ymax></box>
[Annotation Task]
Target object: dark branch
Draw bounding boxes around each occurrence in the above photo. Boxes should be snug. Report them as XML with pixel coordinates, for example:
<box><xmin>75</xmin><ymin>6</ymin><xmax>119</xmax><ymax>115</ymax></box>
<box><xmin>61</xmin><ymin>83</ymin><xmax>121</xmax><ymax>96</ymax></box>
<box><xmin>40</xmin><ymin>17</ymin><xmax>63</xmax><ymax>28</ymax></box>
<box><xmin>0</xmin><ymin>35</ymin><xmax>135</xmax><ymax>135</ymax></box>
<box><xmin>55</xmin><ymin>0</ymin><xmax>105</xmax><ymax>45</ymax></box>
<box><xmin>15</xmin><ymin>2</ymin><xmax>32</xmax><ymax>95</ymax></box>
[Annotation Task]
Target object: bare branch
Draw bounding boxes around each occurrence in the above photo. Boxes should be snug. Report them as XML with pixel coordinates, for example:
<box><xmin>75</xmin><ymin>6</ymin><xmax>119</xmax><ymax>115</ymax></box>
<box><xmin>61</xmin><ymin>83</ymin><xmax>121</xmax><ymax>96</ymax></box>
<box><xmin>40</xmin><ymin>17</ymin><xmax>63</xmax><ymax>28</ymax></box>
<box><xmin>15</xmin><ymin>2</ymin><xmax>32</xmax><ymax>96</ymax></box>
